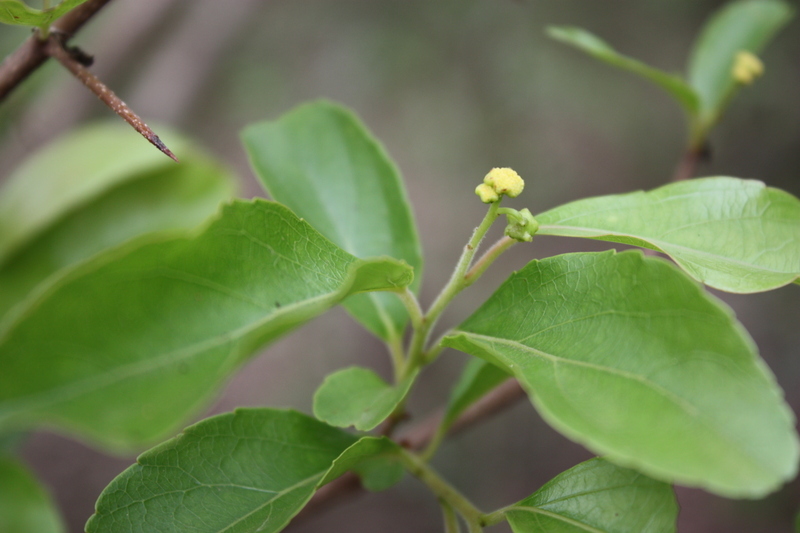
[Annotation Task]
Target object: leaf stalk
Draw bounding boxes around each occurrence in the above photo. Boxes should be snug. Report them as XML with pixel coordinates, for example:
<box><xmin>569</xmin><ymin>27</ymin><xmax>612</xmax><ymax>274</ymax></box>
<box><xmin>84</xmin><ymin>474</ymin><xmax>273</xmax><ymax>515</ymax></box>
<box><xmin>399</xmin><ymin>448</ymin><xmax>485</xmax><ymax>531</ymax></box>
<box><xmin>400</xmin><ymin>201</ymin><xmax>501</xmax><ymax>380</ymax></box>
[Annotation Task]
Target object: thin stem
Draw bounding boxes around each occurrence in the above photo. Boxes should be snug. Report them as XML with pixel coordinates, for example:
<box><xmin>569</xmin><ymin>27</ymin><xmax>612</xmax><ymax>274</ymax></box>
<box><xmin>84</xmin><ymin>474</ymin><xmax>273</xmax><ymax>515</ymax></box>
<box><xmin>396</xmin><ymin>287</ymin><xmax>424</xmax><ymax>330</ymax></box>
<box><xmin>43</xmin><ymin>35</ymin><xmax>178</xmax><ymax>162</ymax></box>
<box><xmin>421</xmin><ymin>418</ymin><xmax>448</xmax><ymax>461</ymax></box>
<box><xmin>427</xmin><ymin>201</ymin><xmax>500</xmax><ymax>323</ymax></box>
<box><xmin>441</xmin><ymin>499</ymin><xmax>460</xmax><ymax>533</ymax></box>
<box><xmin>480</xmin><ymin>505</ymin><xmax>513</xmax><ymax>527</ymax></box>
<box><xmin>464</xmin><ymin>236</ymin><xmax>515</xmax><ymax>285</ymax></box>
<box><xmin>387</xmin><ymin>334</ymin><xmax>406</xmax><ymax>382</ymax></box>
<box><xmin>398</xmin><ymin>448</ymin><xmax>485</xmax><ymax>530</ymax></box>
<box><xmin>401</xmin><ymin>201</ymin><xmax>501</xmax><ymax>380</ymax></box>
<box><xmin>292</xmin><ymin>379</ymin><xmax>527</xmax><ymax>526</ymax></box>
<box><xmin>0</xmin><ymin>0</ymin><xmax>115</xmax><ymax>101</ymax></box>
<box><xmin>421</xmin><ymin>335</ymin><xmax>447</xmax><ymax>365</ymax></box>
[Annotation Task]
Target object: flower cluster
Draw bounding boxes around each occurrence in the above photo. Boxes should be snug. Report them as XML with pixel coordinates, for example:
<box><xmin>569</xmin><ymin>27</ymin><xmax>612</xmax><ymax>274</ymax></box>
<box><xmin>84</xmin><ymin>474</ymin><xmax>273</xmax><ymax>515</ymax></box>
<box><xmin>732</xmin><ymin>50</ymin><xmax>764</xmax><ymax>85</ymax></box>
<box><xmin>475</xmin><ymin>167</ymin><xmax>524</xmax><ymax>203</ymax></box>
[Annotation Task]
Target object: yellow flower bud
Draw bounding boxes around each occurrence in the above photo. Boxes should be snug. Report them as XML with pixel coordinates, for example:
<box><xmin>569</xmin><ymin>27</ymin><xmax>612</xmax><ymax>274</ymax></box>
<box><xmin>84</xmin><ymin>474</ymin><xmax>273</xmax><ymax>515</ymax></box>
<box><xmin>732</xmin><ymin>51</ymin><xmax>764</xmax><ymax>85</ymax></box>
<box><xmin>475</xmin><ymin>183</ymin><xmax>499</xmax><ymax>203</ymax></box>
<box><xmin>484</xmin><ymin>167</ymin><xmax>524</xmax><ymax>198</ymax></box>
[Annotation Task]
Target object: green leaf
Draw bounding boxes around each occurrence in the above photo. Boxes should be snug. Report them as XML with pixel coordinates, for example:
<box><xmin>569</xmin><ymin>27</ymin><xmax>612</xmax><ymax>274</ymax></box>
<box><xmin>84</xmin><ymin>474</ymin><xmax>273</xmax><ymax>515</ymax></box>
<box><xmin>443</xmin><ymin>251</ymin><xmax>798</xmax><ymax>498</ymax></box>
<box><xmin>442</xmin><ymin>358</ymin><xmax>509</xmax><ymax>430</ymax></box>
<box><xmin>0</xmin><ymin>124</ymin><xmax>235</xmax><ymax>320</ymax></box>
<box><xmin>0</xmin><ymin>0</ymin><xmax>88</xmax><ymax>27</ymax></box>
<box><xmin>313</xmin><ymin>366</ymin><xmax>417</xmax><ymax>431</ymax></box>
<box><xmin>0</xmin><ymin>455</ymin><xmax>64</xmax><ymax>533</ymax></box>
<box><xmin>0</xmin><ymin>122</ymin><xmax>208</xmax><ymax>265</ymax></box>
<box><xmin>505</xmin><ymin>458</ymin><xmax>677</xmax><ymax>533</ymax></box>
<box><xmin>0</xmin><ymin>200</ymin><xmax>413</xmax><ymax>452</ymax></box>
<box><xmin>86</xmin><ymin>409</ymin><xmax>402</xmax><ymax>533</ymax></box>
<box><xmin>546</xmin><ymin>26</ymin><xmax>699</xmax><ymax>115</ymax></box>
<box><xmin>536</xmin><ymin>177</ymin><xmax>800</xmax><ymax>293</ymax></box>
<box><xmin>687</xmin><ymin>0</ymin><xmax>794</xmax><ymax>121</ymax></box>
<box><xmin>242</xmin><ymin>101</ymin><xmax>423</xmax><ymax>341</ymax></box>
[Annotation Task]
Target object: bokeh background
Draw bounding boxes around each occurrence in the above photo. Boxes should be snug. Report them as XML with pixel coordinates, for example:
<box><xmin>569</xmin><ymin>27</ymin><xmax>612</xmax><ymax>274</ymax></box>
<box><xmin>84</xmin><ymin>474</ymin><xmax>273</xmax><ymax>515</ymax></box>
<box><xmin>1</xmin><ymin>0</ymin><xmax>799</xmax><ymax>531</ymax></box>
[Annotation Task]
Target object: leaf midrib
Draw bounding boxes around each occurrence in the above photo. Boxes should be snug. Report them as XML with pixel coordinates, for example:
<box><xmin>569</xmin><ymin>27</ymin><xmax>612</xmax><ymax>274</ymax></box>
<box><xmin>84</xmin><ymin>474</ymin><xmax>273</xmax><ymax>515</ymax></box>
<box><xmin>538</xmin><ymin>224</ymin><xmax>798</xmax><ymax>275</ymax></box>
<box><xmin>0</xmin><ymin>290</ymin><xmax>339</xmax><ymax>419</ymax></box>
<box><xmin>506</xmin><ymin>505</ymin><xmax>605</xmax><ymax>533</ymax></box>
<box><xmin>453</xmin><ymin>331</ymin><xmax>773</xmax><ymax>474</ymax></box>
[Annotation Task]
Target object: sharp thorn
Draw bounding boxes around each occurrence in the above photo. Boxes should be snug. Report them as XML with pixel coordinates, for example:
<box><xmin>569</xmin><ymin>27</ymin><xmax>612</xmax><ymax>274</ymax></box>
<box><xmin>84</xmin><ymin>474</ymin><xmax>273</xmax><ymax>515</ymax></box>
<box><xmin>150</xmin><ymin>134</ymin><xmax>179</xmax><ymax>162</ymax></box>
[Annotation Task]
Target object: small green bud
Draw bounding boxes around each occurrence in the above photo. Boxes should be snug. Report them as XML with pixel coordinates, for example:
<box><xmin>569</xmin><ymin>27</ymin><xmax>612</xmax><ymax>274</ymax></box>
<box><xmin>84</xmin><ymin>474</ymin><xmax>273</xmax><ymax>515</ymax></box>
<box><xmin>475</xmin><ymin>183</ymin><xmax>500</xmax><ymax>203</ymax></box>
<box><xmin>501</xmin><ymin>208</ymin><xmax>539</xmax><ymax>242</ymax></box>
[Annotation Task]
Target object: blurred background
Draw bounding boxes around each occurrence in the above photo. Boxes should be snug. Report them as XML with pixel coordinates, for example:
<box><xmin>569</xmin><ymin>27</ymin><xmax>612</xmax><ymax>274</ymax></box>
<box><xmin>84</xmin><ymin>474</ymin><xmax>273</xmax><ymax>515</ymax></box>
<box><xmin>1</xmin><ymin>0</ymin><xmax>798</xmax><ymax>531</ymax></box>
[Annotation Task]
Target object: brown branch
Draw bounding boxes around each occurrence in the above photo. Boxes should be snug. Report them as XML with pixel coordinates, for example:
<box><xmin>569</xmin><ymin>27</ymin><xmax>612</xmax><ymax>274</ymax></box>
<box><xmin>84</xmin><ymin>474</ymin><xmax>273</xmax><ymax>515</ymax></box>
<box><xmin>0</xmin><ymin>0</ymin><xmax>115</xmax><ymax>101</ymax></box>
<box><xmin>43</xmin><ymin>34</ymin><xmax>177</xmax><ymax>161</ymax></box>
<box><xmin>671</xmin><ymin>141</ymin><xmax>711</xmax><ymax>182</ymax></box>
<box><xmin>671</xmin><ymin>149</ymin><xmax>699</xmax><ymax>182</ymax></box>
<box><xmin>292</xmin><ymin>378</ymin><xmax>526</xmax><ymax>527</ymax></box>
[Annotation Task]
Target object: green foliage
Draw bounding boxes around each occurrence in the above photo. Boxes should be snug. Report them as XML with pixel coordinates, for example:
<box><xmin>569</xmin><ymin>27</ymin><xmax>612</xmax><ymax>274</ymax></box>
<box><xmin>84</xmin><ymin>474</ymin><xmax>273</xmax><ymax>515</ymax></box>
<box><xmin>0</xmin><ymin>123</ymin><xmax>220</xmax><ymax>264</ymax></box>
<box><xmin>548</xmin><ymin>0</ymin><xmax>794</xmax><ymax>146</ymax></box>
<box><xmin>0</xmin><ymin>122</ymin><xmax>235</xmax><ymax>320</ymax></box>
<box><xmin>0</xmin><ymin>2</ymin><xmax>798</xmax><ymax>531</ymax></box>
<box><xmin>443</xmin><ymin>251</ymin><xmax>798</xmax><ymax>498</ymax></box>
<box><xmin>85</xmin><ymin>409</ymin><xmax>402</xmax><ymax>533</ymax></box>
<box><xmin>242</xmin><ymin>101</ymin><xmax>422</xmax><ymax>342</ymax></box>
<box><xmin>0</xmin><ymin>200</ymin><xmax>412</xmax><ymax>451</ymax></box>
<box><xmin>505</xmin><ymin>458</ymin><xmax>678</xmax><ymax>533</ymax></box>
<box><xmin>687</xmin><ymin>0</ymin><xmax>794</xmax><ymax>123</ymax></box>
<box><xmin>0</xmin><ymin>0</ymin><xmax>89</xmax><ymax>28</ymax></box>
<box><xmin>546</xmin><ymin>26</ymin><xmax>699</xmax><ymax>114</ymax></box>
<box><xmin>536</xmin><ymin>177</ymin><xmax>800</xmax><ymax>293</ymax></box>
<box><xmin>0</xmin><ymin>455</ymin><xmax>64</xmax><ymax>533</ymax></box>
<box><xmin>313</xmin><ymin>366</ymin><xmax>418</xmax><ymax>431</ymax></box>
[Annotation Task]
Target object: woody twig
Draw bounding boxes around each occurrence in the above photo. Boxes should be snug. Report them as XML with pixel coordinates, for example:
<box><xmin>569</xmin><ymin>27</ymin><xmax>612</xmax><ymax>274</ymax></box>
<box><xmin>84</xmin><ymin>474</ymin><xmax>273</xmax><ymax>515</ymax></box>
<box><xmin>43</xmin><ymin>34</ymin><xmax>178</xmax><ymax>161</ymax></box>
<box><xmin>0</xmin><ymin>0</ymin><xmax>177</xmax><ymax>161</ymax></box>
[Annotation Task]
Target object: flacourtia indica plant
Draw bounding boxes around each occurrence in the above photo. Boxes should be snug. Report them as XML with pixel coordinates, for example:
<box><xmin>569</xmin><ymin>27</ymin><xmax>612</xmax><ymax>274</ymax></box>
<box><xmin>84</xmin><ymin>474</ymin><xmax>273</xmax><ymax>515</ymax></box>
<box><xmin>0</xmin><ymin>1</ymin><xmax>799</xmax><ymax>532</ymax></box>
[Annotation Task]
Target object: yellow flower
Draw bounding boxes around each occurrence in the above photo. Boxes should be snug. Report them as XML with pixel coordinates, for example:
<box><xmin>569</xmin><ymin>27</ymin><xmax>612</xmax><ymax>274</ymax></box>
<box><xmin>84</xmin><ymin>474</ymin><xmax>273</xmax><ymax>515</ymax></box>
<box><xmin>475</xmin><ymin>183</ymin><xmax>499</xmax><ymax>203</ymax></box>
<box><xmin>483</xmin><ymin>167</ymin><xmax>524</xmax><ymax>198</ymax></box>
<box><xmin>732</xmin><ymin>51</ymin><xmax>764</xmax><ymax>85</ymax></box>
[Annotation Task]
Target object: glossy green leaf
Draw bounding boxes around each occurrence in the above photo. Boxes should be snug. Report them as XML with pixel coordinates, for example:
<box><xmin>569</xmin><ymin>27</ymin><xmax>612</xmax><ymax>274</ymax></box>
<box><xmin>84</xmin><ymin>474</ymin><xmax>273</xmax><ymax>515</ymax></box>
<box><xmin>536</xmin><ymin>177</ymin><xmax>800</xmax><ymax>293</ymax></box>
<box><xmin>505</xmin><ymin>458</ymin><xmax>677</xmax><ymax>533</ymax></box>
<box><xmin>0</xmin><ymin>122</ymin><xmax>203</xmax><ymax>266</ymax></box>
<box><xmin>86</xmin><ymin>409</ymin><xmax>403</xmax><ymax>533</ymax></box>
<box><xmin>547</xmin><ymin>26</ymin><xmax>699</xmax><ymax>115</ymax></box>
<box><xmin>242</xmin><ymin>101</ymin><xmax>423</xmax><ymax>341</ymax></box>
<box><xmin>687</xmin><ymin>0</ymin><xmax>794</xmax><ymax>120</ymax></box>
<box><xmin>0</xmin><ymin>0</ymin><xmax>88</xmax><ymax>27</ymax></box>
<box><xmin>443</xmin><ymin>251</ymin><xmax>798</xmax><ymax>498</ymax></box>
<box><xmin>442</xmin><ymin>358</ymin><xmax>509</xmax><ymax>430</ymax></box>
<box><xmin>0</xmin><ymin>455</ymin><xmax>64</xmax><ymax>533</ymax></box>
<box><xmin>0</xmin><ymin>200</ymin><xmax>413</xmax><ymax>452</ymax></box>
<box><xmin>313</xmin><ymin>366</ymin><xmax>417</xmax><ymax>431</ymax></box>
<box><xmin>0</xmin><ymin>127</ymin><xmax>235</xmax><ymax>320</ymax></box>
